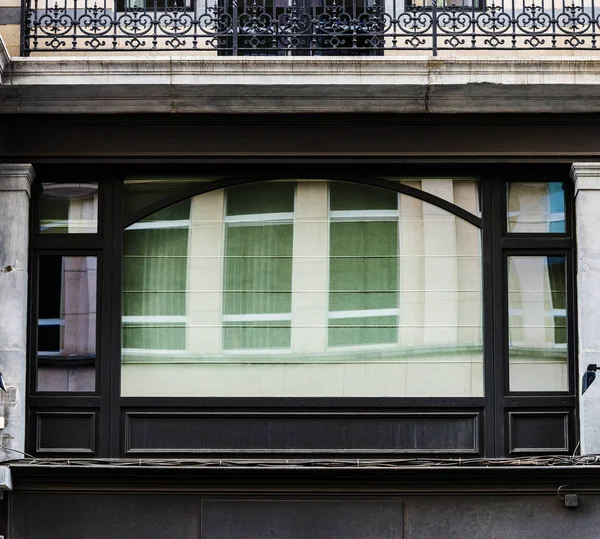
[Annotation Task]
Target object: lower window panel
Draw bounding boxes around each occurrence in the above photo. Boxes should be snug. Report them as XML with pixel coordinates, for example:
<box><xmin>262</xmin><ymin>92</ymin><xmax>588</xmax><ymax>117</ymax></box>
<box><xmin>123</xmin><ymin>410</ymin><xmax>482</xmax><ymax>455</ymax></box>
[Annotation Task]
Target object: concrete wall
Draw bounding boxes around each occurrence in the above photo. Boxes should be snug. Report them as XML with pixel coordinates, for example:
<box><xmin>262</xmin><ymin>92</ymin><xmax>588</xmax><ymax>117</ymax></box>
<box><xmin>0</xmin><ymin>164</ymin><xmax>33</xmax><ymax>461</ymax></box>
<box><xmin>572</xmin><ymin>163</ymin><xmax>600</xmax><ymax>455</ymax></box>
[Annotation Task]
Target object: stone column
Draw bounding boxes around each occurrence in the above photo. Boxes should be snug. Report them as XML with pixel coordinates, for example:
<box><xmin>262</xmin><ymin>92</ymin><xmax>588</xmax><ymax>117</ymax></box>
<box><xmin>0</xmin><ymin>164</ymin><xmax>34</xmax><ymax>461</ymax></box>
<box><xmin>571</xmin><ymin>163</ymin><xmax>600</xmax><ymax>454</ymax></box>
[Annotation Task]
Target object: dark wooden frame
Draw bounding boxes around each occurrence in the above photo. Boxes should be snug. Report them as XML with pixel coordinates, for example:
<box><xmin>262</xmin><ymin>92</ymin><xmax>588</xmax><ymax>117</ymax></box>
<box><xmin>26</xmin><ymin>166</ymin><xmax>578</xmax><ymax>459</ymax></box>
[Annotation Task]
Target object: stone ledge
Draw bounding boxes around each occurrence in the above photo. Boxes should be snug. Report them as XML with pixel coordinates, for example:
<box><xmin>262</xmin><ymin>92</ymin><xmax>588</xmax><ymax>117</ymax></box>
<box><xmin>3</xmin><ymin>56</ymin><xmax>600</xmax><ymax>114</ymax></box>
<box><xmin>3</xmin><ymin>82</ymin><xmax>600</xmax><ymax>114</ymax></box>
<box><xmin>7</xmin><ymin>56</ymin><xmax>600</xmax><ymax>86</ymax></box>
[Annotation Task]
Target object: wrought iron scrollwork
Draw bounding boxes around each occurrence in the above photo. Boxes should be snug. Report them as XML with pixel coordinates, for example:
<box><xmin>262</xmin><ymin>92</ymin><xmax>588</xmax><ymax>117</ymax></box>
<box><xmin>21</xmin><ymin>0</ymin><xmax>600</xmax><ymax>54</ymax></box>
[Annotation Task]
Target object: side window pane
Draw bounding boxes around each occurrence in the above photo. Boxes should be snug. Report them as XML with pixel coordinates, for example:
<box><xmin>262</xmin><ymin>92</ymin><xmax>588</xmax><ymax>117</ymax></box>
<box><xmin>508</xmin><ymin>255</ymin><xmax>568</xmax><ymax>392</ymax></box>
<box><xmin>37</xmin><ymin>256</ymin><xmax>97</xmax><ymax>392</ymax></box>
<box><xmin>507</xmin><ymin>182</ymin><xmax>566</xmax><ymax>233</ymax></box>
<box><xmin>39</xmin><ymin>183</ymin><xmax>98</xmax><ymax>234</ymax></box>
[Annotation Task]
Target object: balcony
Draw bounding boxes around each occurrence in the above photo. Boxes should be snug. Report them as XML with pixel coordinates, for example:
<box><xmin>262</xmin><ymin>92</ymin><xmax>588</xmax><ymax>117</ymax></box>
<box><xmin>21</xmin><ymin>0</ymin><xmax>600</xmax><ymax>55</ymax></box>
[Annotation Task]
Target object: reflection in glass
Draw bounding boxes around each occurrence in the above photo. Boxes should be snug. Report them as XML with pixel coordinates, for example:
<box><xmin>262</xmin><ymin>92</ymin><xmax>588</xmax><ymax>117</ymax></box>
<box><xmin>39</xmin><ymin>183</ymin><xmax>98</xmax><ymax>233</ymax></box>
<box><xmin>223</xmin><ymin>182</ymin><xmax>294</xmax><ymax>350</ymax></box>
<box><xmin>508</xmin><ymin>256</ymin><xmax>568</xmax><ymax>392</ymax></box>
<box><xmin>384</xmin><ymin>177</ymin><xmax>481</xmax><ymax>218</ymax></box>
<box><xmin>121</xmin><ymin>180</ymin><xmax>483</xmax><ymax>398</ymax></box>
<box><xmin>37</xmin><ymin>256</ymin><xmax>97</xmax><ymax>391</ymax></box>
<box><xmin>328</xmin><ymin>182</ymin><xmax>399</xmax><ymax>346</ymax></box>
<box><xmin>507</xmin><ymin>182</ymin><xmax>565</xmax><ymax>233</ymax></box>
<box><xmin>123</xmin><ymin>177</ymin><xmax>222</xmax><ymax>216</ymax></box>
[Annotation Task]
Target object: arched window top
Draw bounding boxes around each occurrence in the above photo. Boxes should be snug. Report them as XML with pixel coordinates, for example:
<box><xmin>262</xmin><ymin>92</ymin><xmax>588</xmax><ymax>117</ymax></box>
<box><xmin>123</xmin><ymin>176</ymin><xmax>483</xmax><ymax>230</ymax></box>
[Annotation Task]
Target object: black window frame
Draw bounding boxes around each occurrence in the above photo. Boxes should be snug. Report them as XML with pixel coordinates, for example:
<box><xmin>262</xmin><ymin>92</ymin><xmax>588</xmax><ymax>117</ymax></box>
<box><xmin>26</xmin><ymin>169</ymin><xmax>577</xmax><ymax>459</ymax></box>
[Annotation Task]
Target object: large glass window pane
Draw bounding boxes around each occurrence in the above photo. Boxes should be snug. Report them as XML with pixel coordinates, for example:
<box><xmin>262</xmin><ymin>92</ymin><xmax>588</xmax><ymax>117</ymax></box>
<box><xmin>39</xmin><ymin>183</ymin><xmax>98</xmax><ymax>234</ymax></box>
<box><xmin>507</xmin><ymin>182</ymin><xmax>566</xmax><ymax>233</ymax></box>
<box><xmin>121</xmin><ymin>180</ymin><xmax>483</xmax><ymax>398</ymax></box>
<box><xmin>37</xmin><ymin>255</ymin><xmax>97</xmax><ymax>392</ymax></box>
<box><xmin>508</xmin><ymin>255</ymin><xmax>568</xmax><ymax>392</ymax></box>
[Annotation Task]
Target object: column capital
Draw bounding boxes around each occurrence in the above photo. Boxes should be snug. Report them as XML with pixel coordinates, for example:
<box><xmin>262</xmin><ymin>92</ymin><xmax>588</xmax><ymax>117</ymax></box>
<box><xmin>570</xmin><ymin>162</ymin><xmax>600</xmax><ymax>196</ymax></box>
<box><xmin>0</xmin><ymin>164</ymin><xmax>35</xmax><ymax>196</ymax></box>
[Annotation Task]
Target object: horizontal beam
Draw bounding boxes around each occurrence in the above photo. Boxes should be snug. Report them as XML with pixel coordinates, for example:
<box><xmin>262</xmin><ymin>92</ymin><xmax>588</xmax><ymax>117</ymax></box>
<box><xmin>3</xmin><ymin>113</ymin><xmax>600</xmax><ymax>159</ymax></box>
<box><xmin>4</xmin><ymin>57</ymin><xmax>600</xmax><ymax>114</ymax></box>
<box><xmin>10</xmin><ymin>460</ymin><xmax>600</xmax><ymax>494</ymax></box>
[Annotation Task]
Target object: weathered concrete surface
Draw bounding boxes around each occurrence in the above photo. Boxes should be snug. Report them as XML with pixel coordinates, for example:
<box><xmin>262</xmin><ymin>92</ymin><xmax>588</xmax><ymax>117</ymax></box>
<box><xmin>3</xmin><ymin>57</ymin><xmax>600</xmax><ymax>113</ymax></box>
<box><xmin>0</xmin><ymin>164</ymin><xmax>34</xmax><ymax>461</ymax></box>
<box><xmin>572</xmin><ymin>162</ymin><xmax>600</xmax><ymax>455</ymax></box>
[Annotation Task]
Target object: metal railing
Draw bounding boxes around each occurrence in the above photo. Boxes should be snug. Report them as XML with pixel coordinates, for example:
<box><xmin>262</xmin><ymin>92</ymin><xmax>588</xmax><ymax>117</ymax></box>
<box><xmin>22</xmin><ymin>0</ymin><xmax>600</xmax><ymax>55</ymax></box>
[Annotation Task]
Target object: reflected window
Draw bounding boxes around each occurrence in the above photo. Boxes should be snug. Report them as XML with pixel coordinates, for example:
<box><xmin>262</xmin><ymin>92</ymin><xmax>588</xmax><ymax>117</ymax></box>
<box><xmin>223</xmin><ymin>183</ymin><xmax>295</xmax><ymax>350</ymax></box>
<box><xmin>39</xmin><ymin>183</ymin><xmax>98</xmax><ymax>234</ymax></box>
<box><xmin>328</xmin><ymin>182</ymin><xmax>399</xmax><ymax>347</ymax></box>
<box><xmin>37</xmin><ymin>256</ymin><xmax>97</xmax><ymax>392</ymax></box>
<box><xmin>122</xmin><ymin>200</ymin><xmax>191</xmax><ymax>354</ymax></box>
<box><xmin>507</xmin><ymin>182</ymin><xmax>566</xmax><ymax>233</ymax></box>
<box><xmin>121</xmin><ymin>180</ymin><xmax>483</xmax><ymax>398</ymax></box>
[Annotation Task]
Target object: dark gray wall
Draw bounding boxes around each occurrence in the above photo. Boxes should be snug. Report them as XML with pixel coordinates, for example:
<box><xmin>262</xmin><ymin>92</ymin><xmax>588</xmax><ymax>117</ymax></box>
<box><xmin>9</xmin><ymin>492</ymin><xmax>598</xmax><ymax>539</ymax></box>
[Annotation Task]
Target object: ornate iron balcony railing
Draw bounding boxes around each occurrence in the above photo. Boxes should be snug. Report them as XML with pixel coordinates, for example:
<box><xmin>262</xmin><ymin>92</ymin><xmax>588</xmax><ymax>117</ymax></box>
<box><xmin>21</xmin><ymin>0</ymin><xmax>600</xmax><ymax>55</ymax></box>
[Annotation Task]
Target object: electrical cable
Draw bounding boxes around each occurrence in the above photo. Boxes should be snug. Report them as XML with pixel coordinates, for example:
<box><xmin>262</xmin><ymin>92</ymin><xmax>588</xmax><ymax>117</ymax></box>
<box><xmin>7</xmin><ymin>455</ymin><xmax>600</xmax><ymax>468</ymax></box>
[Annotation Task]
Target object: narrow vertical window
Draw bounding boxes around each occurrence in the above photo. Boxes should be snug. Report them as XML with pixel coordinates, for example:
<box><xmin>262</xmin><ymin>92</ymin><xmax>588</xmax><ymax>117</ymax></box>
<box><xmin>508</xmin><ymin>255</ymin><xmax>568</xmax><ymax>392</ymax></box>
<box><xmin>37</xmin><ymin>255</ymin><xmax>97</xmax><ymax>391</ymax></box>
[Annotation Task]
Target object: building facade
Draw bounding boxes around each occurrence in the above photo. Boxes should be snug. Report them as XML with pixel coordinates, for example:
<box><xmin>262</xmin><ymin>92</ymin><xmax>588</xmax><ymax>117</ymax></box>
<box><xmin>1</xmin><ymin>2</ymin><xmax>600</xmax><ymax>537</ymax></box>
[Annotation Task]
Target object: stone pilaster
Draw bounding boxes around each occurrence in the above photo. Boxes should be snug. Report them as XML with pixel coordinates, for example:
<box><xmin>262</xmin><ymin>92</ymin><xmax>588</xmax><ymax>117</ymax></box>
<box><xmin>0</xmin><ymin>164</ymin><xmax>34</xmax><ymax>461</ymax></box>
<box><xmin>571</xmin><ymin>163</ymin><xmax>600</xmax><ymax>454</ymax></box>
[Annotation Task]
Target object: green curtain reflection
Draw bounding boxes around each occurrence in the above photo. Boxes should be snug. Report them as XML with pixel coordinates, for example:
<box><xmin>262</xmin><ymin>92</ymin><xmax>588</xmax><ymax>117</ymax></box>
<box><xmin>329</xmin><ymin>183</ymin><xmax>399</xmax><ymax>347</ymax></box>
<box><xmin>122</xmin><ymin>200</ymin><xmax>190</xmax><ymax>351</ymax></box>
